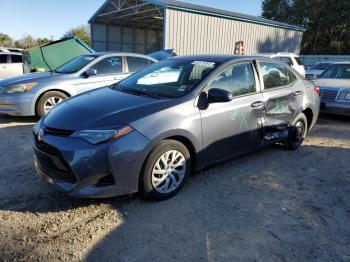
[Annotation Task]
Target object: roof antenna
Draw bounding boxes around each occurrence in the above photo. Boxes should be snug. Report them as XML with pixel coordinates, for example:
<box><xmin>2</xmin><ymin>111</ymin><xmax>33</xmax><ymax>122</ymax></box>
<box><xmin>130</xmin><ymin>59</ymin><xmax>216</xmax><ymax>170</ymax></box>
<box><xmin>38</xmin><ymin>39</ymin><xmax>53</xmax><ymax>72</ymax></box>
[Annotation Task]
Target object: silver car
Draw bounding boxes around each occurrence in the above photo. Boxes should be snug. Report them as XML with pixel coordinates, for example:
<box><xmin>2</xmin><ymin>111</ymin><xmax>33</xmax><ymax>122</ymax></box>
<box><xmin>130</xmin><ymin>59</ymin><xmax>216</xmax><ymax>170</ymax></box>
<box><xmin>0</xmin><ymin>51</ymin><xmax>23</xmax><ymax>80</ymax></box>
<box><xmin>0</xmin><ymin>52</ymin><xmax>157</xmax><ymax>116</ymax></box>
<box><xmin>314</xmin><ymin>62</ymin><xmax>350</xmax><ymax>116</ymax></box>
<box><xmin>32</xmin><ymin>55</ymin><xmax>320</xmax><ymax>200</ymax></box>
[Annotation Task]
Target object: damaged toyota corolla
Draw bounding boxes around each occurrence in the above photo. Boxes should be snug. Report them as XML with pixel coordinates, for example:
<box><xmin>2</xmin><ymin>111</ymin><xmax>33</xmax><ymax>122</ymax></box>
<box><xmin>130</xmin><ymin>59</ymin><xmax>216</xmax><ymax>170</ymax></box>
<box><xmin>32</xmin><ymin>55</ymin><xmax>320</xmax><ymax>200</ymax></box>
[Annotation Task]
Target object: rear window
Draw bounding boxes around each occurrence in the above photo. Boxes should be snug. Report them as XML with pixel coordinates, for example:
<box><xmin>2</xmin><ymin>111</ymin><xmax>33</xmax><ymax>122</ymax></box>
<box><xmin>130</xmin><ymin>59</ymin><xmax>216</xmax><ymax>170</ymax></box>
<box><xmin>320</xmin><ymin>64</ymin><xmax>350</xmax><ymax>79</ymax></box>
<box><xmin>295</xmin><ymin>57</ymin><xmax>304</xmax><ymax>66</ymax></box>
<box><xmin>11</xmin><ymin>55</ymin><xmax>22</xmax><ymax>63</ymax></box>
<box><xmin>276</xmin><ymin>57</ymin><xmax>293</xmax><ymax>66</ymax></box>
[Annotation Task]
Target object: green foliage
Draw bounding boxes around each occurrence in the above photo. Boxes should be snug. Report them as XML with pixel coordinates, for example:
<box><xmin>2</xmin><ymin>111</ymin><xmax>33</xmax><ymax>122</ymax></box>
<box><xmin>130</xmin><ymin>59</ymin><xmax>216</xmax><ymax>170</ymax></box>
<box><xmin>0</xmin><ymin>33</ymin><xmax>13</xmax><ymax>47</ymax></box>
<box><xmin>262</xmin><ymin>0</ymin><xmax>350</xmax><ymax>54</ymax></box>
<box><xmin>64</xmin><ymin>25</ymin><xmax>91</xmax><ymax>46</ymax></box>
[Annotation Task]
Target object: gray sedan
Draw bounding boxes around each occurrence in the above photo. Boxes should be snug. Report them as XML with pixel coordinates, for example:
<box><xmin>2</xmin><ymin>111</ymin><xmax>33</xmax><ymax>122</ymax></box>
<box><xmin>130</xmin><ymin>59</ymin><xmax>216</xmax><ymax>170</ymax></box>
<box><xmin>0</xmin><ymin>52</ymin><xmax>157</xmax><ymax>117</ymax></box>
<box><xmin>314</xmin><ymin>62</ymin><xmax>350</xmax><ymax>116</ymax></box>
<box><xmin>32</xmin><ymin>55</ymin><xmax>320</xmax><ymax>200</ymax></box>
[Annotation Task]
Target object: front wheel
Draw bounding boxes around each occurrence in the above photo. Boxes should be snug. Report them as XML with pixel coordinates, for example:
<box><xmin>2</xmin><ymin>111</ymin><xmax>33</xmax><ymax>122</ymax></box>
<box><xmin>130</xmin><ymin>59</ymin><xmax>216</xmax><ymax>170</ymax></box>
<box><xmin>284</xmin><ymin>113</ymin><xmax>308</xmax><ymax>150</ymax></box>
<box><xmin>140</xmin><ymin>140</ymin><xmax>191</xmax><ymax>201</ymax></box>
<box><xmin>36</xmin><ymin>91</ymin><xmax>68</xmax><ymax>117</ymax></box>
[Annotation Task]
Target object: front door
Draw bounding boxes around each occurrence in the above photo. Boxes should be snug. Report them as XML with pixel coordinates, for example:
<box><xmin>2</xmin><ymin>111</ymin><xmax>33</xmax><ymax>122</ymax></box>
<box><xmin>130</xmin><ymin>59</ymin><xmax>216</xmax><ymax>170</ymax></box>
<box><xmin>200</xmin><ymin>61</ymin><xmax>265</xmax><ymax>164</ymax></box>
<box><xmin>76</xmin><ymin>56</ymin><xmax>128</xmax><ymax>93</ymax></box>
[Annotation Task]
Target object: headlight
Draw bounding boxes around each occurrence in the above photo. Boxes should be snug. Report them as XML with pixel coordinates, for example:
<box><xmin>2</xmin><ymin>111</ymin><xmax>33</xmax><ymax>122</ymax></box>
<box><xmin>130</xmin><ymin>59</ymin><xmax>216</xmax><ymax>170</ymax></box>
<box><xmin>70</xmin><ymin>126</ymin><xmax>134</xmax><ymax>144</ymax></box>
<box><xmin>337</xmin><ymin>91</ymin><xmax>350</xmax><ymax>102</ymax></box>
<box><xmin>4</xmin><ymin>82</ymin><xmax>38</xmax><ymax>94</ymax></box>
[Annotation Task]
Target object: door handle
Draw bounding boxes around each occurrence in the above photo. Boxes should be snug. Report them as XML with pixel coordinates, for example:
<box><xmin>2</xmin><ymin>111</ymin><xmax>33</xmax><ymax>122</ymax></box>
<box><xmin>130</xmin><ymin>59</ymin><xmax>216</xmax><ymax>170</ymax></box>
<box><xmin>293</xmin><ymin>91</ymin><xmax>303</xmax><ymax>96</ymax></box>
<box><xmin>251</xmin><ymin>101</ymin><xmax>264</xmax><ymax>108</ymax></box>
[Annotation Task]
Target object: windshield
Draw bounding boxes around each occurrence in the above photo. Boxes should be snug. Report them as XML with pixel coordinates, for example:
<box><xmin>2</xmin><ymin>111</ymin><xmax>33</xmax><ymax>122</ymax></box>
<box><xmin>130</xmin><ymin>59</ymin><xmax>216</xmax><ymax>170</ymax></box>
<box><xmin>113</xmin><ymin>59</ymin><xmax>220</xmax><ymax>98</ymax></box>
<box><xmin>319</xmin><ymin>64</ymin><xmax>350</xmax><ymax>79</ymax></box>
<box><xmin>55</xmin><ymin>55</ymin><xmax>97</xmax><ymax>74</ymax></box>
<box><xmin>310</xmin><ymin>63</ymin><xmax>331</xmax><ymax>70</ymax></box>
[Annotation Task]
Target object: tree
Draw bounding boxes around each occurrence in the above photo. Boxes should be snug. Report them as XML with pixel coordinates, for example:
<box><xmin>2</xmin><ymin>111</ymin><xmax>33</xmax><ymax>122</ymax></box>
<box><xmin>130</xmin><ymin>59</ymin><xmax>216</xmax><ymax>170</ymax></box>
<box><xmin>14</xmin><ymin>35</ymin><xmax>39</xmax><ymax>49</ymax></box>
<box><xmin>0</xmin><ymin>33</ymin><xmax>13</xmax><ymax>47</ymax></box>
<box><xmin>64</xmin><ymin>25</ymin><xmax>91</xmax><ymax>46</ymax></box>
<box><xmin>262</xmin><ymin>0</ymin><xmax>350</xmax><ymax>54</ymax></box>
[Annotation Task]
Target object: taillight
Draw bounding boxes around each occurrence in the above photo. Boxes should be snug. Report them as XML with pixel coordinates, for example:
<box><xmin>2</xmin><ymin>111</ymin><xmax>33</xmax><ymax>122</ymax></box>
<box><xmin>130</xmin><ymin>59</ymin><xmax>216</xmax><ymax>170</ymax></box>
<box><xmin>313</xmin><ymin>86</ymin><xmax>320</xmax><ymax>96</ymax></box>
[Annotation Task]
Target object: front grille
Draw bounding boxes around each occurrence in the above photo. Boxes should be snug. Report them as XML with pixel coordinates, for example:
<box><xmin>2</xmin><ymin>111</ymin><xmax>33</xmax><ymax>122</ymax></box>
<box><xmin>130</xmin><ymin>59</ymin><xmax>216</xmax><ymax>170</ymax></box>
<box><xmin>44</xmin><ymin>127</ymin><xmax>74</xmax><ymax>137</ymax></box>
<box><xmin>320</xmin><ymin>89</ymin><xmax>338</xmax><ymax>102</ymax></box>
<box><xmin>34</xmin><ymin>139</ymin><xmax>77</xmax><ymax>183</ymax></box>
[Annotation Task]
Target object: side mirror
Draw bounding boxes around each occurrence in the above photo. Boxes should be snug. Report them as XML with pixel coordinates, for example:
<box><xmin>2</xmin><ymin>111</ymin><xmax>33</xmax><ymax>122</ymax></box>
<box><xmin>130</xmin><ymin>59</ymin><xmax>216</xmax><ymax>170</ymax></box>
<box><xmin>83</xmin><ymin>68</ymin><xmax>97</xmax><ymax>78</ymax></box>
<box><xmin>207</xmin><ymin>88</ymin><xmax>233</xmax><ymax>103</ymax></box>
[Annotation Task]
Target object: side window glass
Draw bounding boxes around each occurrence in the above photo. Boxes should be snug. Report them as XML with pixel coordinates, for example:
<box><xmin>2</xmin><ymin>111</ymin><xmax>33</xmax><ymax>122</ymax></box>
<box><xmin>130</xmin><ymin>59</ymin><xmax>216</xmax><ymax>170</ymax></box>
<box><xmin>127</xmin><ymin>57</ymin><xmax>150</xmax><ymax>72</ymax></box>
<box><xmin>208</xmin><ymin>62</ymin><xmax>256</xmax><ymax>96</ymax></box>
<box><xmin>259</xmin><ymin>61</ymin><xmax>297</xmax><ymax>90</ymax></box>
<box><xmin>11</xmin><ymin>55</ymin><xmax>22</xmax><ymax>63</ymax></box>
<box><xmin>93</xmin><ymin>56</ymin><xmax>122</xmax><ymax>75</ymax></box>
<box><xmin>0</xmin><ymin>55</ymin><xmax>8</xmax><ymax>63</ymax></box>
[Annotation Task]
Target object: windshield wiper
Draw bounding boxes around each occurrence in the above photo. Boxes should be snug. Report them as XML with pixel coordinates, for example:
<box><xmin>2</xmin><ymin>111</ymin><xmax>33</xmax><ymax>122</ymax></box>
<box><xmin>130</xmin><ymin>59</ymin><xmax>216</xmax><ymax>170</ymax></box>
<box><xmin>119</xmin><ymin>87</ymin><xmax>161</xmax><ymax>99</ymax></box>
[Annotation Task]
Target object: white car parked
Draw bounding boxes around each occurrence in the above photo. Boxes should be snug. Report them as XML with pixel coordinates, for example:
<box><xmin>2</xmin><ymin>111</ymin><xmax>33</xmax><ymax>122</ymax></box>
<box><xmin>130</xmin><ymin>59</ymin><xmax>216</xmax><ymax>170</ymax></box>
<box><xmin>0</xmin><ymin>52</ymin><xmax>23</xmax><ymax>80</ymax></box>
<box><xmin>270</xmin><ymin>53</ymin><xmax>305</xmax><ymax>77</ymax></box>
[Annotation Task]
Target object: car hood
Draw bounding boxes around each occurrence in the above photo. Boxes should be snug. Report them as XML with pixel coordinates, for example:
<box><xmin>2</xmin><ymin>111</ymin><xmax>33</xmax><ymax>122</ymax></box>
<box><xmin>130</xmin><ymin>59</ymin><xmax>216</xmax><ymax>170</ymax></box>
<box><xmin>0</xmin><ymin>72</ymin><xmax>66</xmax><ymax>87</ymax></box>
<box><xmin>44</xmin><ymin>87</ymin><xmax>170</xmax><ymax>131</ymax></box>
<box><xmin>314</xmin><ymin>78</ymin><xmax>350</xmax><ymax>90</ymax></box>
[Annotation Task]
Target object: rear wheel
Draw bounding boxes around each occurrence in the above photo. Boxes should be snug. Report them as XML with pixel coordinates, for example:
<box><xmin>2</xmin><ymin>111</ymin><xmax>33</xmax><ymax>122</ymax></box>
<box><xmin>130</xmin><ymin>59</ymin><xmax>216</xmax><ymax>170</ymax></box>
<box><xmin>140</xmin><ymin>140</ymin><xmax>191</xmax><ymax>201</ymax></box>
<box><xmin>36</xmin><ymin>91</ymin><xmax>68</xmax><ymax>117</ymax></box>
<box><xmin>284</xmin><ymin>113</ymin><xmax>308</xmax><ymax>150</ymax></box>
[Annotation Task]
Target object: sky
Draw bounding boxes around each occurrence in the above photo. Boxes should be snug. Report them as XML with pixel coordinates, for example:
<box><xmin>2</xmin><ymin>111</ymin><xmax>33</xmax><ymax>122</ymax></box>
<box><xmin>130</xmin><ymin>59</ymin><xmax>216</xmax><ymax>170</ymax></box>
<box><xmin>0</xmin><ymin>0</ymin><xmax>262</xmax><ymax>40</ymax></box>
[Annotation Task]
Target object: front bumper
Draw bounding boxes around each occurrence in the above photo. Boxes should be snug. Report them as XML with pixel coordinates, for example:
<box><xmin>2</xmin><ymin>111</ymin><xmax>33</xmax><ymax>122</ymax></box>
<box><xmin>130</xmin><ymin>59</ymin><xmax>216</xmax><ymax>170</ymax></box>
<box><xmin>32</xmin><ymin>130</ymin><xmax>151</xmax><ymax>198</ymax></box>
<box><xmin>320</xmin><ymin>101</ymin><xmax>350</xmax><ymax>116</ymax></box>
<box><xmin>0</xmin><ymin>93</ymin><xmax>35</xmax><ymax>116</ymax></box>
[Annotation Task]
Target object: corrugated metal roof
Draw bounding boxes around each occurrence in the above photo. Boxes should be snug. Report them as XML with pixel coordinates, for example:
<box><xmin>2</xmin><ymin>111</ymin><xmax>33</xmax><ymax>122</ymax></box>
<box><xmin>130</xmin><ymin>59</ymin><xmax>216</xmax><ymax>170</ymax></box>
<box><xmin>89</xmin><ymin>0</ymin><xmax>306</xmax><ymax>32</ymax></box>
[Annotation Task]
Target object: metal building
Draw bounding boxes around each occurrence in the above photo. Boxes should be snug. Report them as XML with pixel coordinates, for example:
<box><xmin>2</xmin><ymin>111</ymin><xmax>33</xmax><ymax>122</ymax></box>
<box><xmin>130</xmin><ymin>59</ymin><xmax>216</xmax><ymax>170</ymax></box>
<box><xmin>89</xmin><ymin>0</ymin><xmax>306</xmax><ymax>55</ymax></box>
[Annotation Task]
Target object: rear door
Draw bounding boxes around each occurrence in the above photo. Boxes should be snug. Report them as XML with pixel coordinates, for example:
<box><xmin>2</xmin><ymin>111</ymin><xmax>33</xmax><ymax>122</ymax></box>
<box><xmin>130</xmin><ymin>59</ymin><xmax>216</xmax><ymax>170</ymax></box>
<box><xmin>76</xmin><ymin>56</ymin><xmax>124</xmax><ymax>93</ymax></box>
<box><xmin>200</xmin><ymin>61</ymin><xmax>265</xmax><ymax>163</ymax></box>
<box><xmin>257</xmin><ymin>60</ymin><xmax>303</xmax><ymax>133</ymax></box>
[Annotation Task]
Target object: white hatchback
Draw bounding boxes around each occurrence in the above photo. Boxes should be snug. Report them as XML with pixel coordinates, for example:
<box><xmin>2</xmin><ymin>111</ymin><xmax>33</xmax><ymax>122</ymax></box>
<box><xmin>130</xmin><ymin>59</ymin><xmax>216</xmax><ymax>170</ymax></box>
<box><xmin>270</xmin><ymin>53</ymin><xmax>305</xmax><ymax>77</ymax></box>
<box><xmin>0</xmin><ymin>52</ymin><xmax>23</xmax><ymax>80</ymax></box>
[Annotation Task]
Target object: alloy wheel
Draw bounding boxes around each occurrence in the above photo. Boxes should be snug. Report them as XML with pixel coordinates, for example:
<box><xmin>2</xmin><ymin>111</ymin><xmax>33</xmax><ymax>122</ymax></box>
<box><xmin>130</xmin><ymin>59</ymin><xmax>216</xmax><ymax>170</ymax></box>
<box><xmin>43</xmin><ymin>96</ymin><xmax>64</xmax><ymax>114</ymax></box>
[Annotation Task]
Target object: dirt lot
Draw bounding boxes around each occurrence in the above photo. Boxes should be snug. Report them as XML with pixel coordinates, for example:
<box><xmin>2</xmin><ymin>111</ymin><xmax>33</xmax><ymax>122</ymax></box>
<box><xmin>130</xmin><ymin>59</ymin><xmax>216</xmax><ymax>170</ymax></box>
<box><xmin>0</xmin><ymin>114</ymin><xmax>349</xmax><ymax>262</ymax></box>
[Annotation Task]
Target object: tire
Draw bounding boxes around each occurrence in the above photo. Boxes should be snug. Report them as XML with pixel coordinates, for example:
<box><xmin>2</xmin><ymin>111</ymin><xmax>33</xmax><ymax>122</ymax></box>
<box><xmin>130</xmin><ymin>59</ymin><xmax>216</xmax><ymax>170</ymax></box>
<box><xmin>284</xmin><ymin>112</ymin><xmax>308</xmax><ymax>150</ymax></box>
<box><xmin>36</xmin><ymin>91</ymin><xmax>68</xmax><ymax>117</ymax></box>
<box><xmin>140</xmin><ymin>140</ymin><xmax>191</xmax><ymax>201</ymax></box>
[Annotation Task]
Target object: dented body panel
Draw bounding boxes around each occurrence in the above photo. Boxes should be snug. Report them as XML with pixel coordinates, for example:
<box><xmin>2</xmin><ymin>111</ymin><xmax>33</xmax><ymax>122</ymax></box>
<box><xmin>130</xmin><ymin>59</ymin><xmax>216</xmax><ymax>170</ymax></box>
<box><xmin>32</xmin><ymin>55</ymin><xmax>320</xmax><ymax>198</ymax></box>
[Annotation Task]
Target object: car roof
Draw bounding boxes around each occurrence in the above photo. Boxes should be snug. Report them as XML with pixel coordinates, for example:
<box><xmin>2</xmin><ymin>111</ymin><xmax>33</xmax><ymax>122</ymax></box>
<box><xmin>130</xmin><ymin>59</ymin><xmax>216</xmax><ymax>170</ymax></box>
<box><xmin>0</xmin><ymin>51</ymin><xmax>22</xmax><ymax>56</ymax></box>
<box><xmin>84</xmin><ymin>52</ymin><xmax>157</xmax><ymax>61</ymax></box>
<box><xmin>172</xmin><ymin>55</ymin><xmax>274</xmax><ymax>63</ymax></box>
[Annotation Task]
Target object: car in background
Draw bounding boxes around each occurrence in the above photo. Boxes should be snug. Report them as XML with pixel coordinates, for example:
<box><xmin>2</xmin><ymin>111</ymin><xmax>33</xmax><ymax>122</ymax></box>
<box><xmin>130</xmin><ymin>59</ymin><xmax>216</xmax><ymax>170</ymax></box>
<box><xmin>314</xmin><ymin>62</ymin><xmax>350</xmax><ymax>116</ymax></box>
<box><xmin>0</xmin><ymin>52</ymin><xmax>23</xmax><ymax>80</ymax></box>
<box><xmin>270</xmin><ymin>53</ymin><xmax>306</xmax><ymax>77</ymax></box>
<box><xmin>0</xmin><ymin>52</ymin><xmax>158</xmax><ymax>117</ymax></box>
<box><xmin>305</xmin><ymin>62</ymin><xmax>334</xmax><ymax>80</ymax></box>
<box><xmin>32</xmin><ymin>55</ymin><xmax>320</xmax><ymax>200</ymax></box>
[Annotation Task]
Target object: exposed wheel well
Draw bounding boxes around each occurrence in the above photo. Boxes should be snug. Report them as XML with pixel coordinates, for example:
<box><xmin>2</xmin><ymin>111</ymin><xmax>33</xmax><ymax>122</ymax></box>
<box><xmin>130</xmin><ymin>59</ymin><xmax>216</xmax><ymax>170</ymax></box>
<box><xmin>166</xmin><ymin>136</ymin><xmax>197</xmax><ymax>169</ymax></box>
<box><xmin>303</xmin><ymin>108</ymin><xmax>313</xmax><ymax>131</ymax></box>
<box><xmin>35</xmin><ymin>89</ymin><xmax>71</xmax><ymax>116</ymax></box>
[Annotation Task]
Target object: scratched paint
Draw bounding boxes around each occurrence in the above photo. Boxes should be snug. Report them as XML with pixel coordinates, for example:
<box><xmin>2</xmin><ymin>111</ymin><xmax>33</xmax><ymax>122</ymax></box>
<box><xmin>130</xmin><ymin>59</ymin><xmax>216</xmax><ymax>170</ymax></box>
<box><xmin>269</xmin><ymin>100</ymin><xmax>290</xmax><ymax>114</ymax></box>
<box><xmin>229</xmin><ymin>111</ymin><xmax>248</xmax><ymax>129</ymax></box>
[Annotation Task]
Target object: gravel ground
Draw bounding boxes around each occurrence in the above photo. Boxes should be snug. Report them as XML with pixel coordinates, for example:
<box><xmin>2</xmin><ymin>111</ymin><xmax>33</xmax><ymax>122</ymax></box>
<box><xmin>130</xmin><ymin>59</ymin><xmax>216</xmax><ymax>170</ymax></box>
<box><xmin>0</xmin><ymin>114</ymin><xmax>349</xmax><ymax>262</ymax></box>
